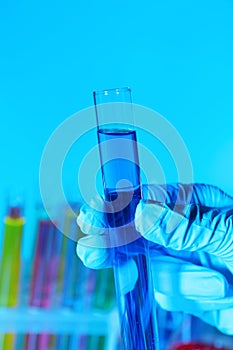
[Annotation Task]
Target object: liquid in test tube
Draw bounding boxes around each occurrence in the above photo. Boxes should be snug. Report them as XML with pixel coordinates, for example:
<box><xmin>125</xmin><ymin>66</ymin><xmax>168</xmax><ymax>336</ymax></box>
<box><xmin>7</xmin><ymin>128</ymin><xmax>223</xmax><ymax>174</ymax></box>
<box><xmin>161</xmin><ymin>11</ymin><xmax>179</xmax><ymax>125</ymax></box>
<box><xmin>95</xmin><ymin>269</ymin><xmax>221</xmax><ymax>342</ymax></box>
<box><xmin>0</xmin><ymin>205</ymin><xmax>24</xmax><ymax>350</ymax></box>
<box><xmin>0</xmin><ymin>206</ymin><xmax>24</xmax><ymax>306</ymax></box>
<box><xmin>25</xmin><ymin>216</ymin><xmax>62</xmax><ymax>350</ymax></box>
<box><xmin>58</xmin><ymin>206</ymin><xmax>83</xmax><ymax>308</ymax></box>
<box><xmin>29</xmin><ymin>218</ymin><xmax>62</xmax><ymax>307</ymax></box>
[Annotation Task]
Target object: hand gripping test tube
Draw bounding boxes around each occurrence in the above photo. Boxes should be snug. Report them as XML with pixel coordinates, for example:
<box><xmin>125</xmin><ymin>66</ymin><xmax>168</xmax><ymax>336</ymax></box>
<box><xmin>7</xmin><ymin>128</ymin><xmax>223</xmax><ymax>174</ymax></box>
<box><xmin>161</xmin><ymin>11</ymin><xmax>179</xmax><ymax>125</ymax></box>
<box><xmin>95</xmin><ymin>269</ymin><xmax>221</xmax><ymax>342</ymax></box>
<box><xmin>93</xmin><ymin>87</ymin><xmax>159</xmax><ymax>350</ymax></box>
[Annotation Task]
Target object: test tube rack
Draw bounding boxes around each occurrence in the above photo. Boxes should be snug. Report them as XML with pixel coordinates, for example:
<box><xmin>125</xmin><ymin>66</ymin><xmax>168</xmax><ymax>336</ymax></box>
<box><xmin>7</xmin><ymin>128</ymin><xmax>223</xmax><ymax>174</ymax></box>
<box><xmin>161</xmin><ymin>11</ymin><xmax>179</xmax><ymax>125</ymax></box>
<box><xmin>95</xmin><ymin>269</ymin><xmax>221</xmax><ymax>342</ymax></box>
<box><xmin>0</xmin><ymin>203</ymin><xmax>120</xmax><ymax>350</ymax></box>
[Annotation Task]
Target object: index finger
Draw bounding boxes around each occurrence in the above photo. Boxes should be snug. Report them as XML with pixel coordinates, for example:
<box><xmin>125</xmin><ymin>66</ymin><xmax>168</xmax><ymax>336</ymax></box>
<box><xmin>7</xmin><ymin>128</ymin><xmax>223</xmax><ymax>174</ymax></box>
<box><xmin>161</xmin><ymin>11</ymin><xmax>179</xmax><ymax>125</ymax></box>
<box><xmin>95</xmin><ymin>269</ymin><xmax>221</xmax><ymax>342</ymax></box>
<box><xmin>142</xmin><ymin>183</ymin><xmax>233</xmax><ymax>208</ymax></box>
<box><xmin>135</xmin><ymin>200</ymin><xmax>233</xmax><ymax>264</ymax></box>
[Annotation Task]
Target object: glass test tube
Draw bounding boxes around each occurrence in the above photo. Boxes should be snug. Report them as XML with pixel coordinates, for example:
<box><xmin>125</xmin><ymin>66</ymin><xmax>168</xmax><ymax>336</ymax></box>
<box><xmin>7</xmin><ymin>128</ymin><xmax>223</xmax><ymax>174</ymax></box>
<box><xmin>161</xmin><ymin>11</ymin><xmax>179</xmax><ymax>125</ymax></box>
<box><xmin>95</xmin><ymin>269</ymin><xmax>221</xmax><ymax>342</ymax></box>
<box><xmin>0</xmin><ymin>204</ymin><xmax>24</xmax><ymax>350</ymax></box>
<box><xmin>29</xmin><ymin>217</ymin><xmax>62</xmax><ymax>307</ymax></box>
<box><xmin>93</xmin><ymin>87</ymin><xmax>159</xmax><ymax>350</ymax></box>
<box><xmin>25</xmin><ymin>210</ymin><xmax>62</xmax><ymax>350</ymax></box>
<box><xmin>58</xmin><ymin>205</ymin><xmax>84</xmax><ymax>308</ymax></box>
<box><xmin>0</xmin><ymin>205</ymin><xmax>24</xmax><ymax>306</ymax></box>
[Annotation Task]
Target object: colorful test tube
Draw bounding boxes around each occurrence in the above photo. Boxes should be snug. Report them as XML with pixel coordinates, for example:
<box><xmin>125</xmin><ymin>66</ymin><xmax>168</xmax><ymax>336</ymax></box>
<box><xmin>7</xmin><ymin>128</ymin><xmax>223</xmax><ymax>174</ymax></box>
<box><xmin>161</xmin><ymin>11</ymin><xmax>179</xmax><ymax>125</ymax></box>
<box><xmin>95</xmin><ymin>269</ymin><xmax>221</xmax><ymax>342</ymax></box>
<box><xmin>0</xmin><ymin>206</ymin><xmax>24</xmax><ymax>306</ymax></box>
<box><xmin>29</xmin><ymin>218</ymin><xmax>62</xmax><ymax>307</ymax></box>
<box><xmin>25</xmin><ymin>217</ymin><xmax>62</xmax><ymax>350</ymax></box>
<box><xmin>58</xmin><ymin>207</ymin><xmax>80</xmax><ymax>307</ymax></box>
<box><xmin>0</xmin><ymin>205</ymin><xmax>24</xmax><ymax>350</ymax></box>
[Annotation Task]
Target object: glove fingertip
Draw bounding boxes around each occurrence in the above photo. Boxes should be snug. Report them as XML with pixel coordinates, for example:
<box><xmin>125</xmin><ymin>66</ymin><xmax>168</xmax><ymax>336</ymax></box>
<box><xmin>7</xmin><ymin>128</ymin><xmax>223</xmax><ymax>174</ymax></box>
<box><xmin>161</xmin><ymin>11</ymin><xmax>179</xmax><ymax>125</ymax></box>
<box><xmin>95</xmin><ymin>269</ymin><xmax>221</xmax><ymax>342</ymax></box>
<box><xmin>77</xmin><ymin>211</ymin><xmax>107</xmax><ymax>235</ymax></box>
<box><xmin>76</xmin><ymin>242</ymin><xmax>109</xmax><ymax>269</ymax></box>
<box><xmin>135</xmin><ymin>200</ymin><xmax>165</xmax><ymax>238</ymax></box>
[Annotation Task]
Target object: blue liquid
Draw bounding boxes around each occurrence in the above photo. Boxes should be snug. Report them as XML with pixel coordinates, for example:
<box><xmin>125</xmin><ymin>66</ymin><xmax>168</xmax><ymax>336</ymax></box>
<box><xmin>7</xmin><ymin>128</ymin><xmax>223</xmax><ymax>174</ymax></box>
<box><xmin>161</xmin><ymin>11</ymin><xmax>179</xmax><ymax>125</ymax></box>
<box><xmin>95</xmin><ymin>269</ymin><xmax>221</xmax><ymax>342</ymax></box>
<box><xmin>97</xmin><ymin>129</ymin><xmax>140</xmax><ymax>194</ymax></box>
<box><xmin>97</xmin><ymin>128</ymin><xmax>158</xmax><ymax>350</ymax></box>
<box><xmin>98</xmin><ymin>129</ymin><xmax>141</xmax><ymax>226</ymax></box>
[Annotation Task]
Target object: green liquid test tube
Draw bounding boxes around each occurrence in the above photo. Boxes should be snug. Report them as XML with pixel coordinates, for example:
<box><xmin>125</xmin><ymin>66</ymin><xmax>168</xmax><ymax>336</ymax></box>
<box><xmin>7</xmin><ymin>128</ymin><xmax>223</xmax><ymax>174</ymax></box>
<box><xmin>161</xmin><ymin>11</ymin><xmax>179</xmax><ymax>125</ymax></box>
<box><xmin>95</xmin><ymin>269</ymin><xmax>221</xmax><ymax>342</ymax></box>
<box><xmin>0</xmin><ymin>205</ymin><xmax>24</xmax><ymax>350</ymax></box>
<box><xmin>0</xmin><ymin>207</ymin><xmax>24</xmax><ymax>306</ymax></box>
<box><xmin>0</xmin><ymin>206</ymin><xmax>24</xmax><ymax>306</ymax></box>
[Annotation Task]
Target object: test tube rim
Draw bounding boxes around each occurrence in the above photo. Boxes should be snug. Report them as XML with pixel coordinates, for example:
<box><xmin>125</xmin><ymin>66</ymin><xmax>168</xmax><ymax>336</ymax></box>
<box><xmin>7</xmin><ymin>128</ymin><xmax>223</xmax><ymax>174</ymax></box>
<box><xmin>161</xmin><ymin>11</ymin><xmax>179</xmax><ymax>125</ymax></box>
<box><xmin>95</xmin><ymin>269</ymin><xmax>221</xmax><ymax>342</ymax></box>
<box><xmin>93</xmin><ymin>86</ymin><xmax>131</xmax><ymax>96</ymax></box>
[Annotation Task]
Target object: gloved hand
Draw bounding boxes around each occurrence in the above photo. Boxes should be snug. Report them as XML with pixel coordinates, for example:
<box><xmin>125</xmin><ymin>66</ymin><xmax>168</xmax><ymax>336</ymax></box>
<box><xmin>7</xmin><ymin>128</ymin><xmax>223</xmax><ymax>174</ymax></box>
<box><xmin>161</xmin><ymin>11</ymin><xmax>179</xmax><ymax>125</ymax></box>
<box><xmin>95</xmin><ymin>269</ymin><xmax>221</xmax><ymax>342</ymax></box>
<box><xmin>76</xmin><ymin>183</ymin><xmax>233</xmax><ymax>335</ymax></box>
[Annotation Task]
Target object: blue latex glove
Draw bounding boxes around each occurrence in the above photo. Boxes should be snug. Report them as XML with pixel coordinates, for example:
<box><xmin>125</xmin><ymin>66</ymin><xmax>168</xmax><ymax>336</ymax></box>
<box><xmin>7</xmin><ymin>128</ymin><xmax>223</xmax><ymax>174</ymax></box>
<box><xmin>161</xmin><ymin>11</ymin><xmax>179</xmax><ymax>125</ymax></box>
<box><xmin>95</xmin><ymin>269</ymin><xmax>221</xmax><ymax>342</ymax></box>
<box><xmin>77</xmin><ymin>183</ymin><xmax>233</xmax><ymax>335</ymax></box>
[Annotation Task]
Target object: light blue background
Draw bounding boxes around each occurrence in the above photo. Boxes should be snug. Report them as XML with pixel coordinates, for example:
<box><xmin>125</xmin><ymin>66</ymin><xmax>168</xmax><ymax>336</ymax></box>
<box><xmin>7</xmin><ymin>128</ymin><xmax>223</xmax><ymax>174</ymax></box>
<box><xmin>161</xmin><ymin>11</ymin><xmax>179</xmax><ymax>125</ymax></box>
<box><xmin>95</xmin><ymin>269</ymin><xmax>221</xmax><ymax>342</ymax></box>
<box><xmin>0</xmin><ymin>0</ymin><xmax>233</xmax><ymax>255</ymax></box>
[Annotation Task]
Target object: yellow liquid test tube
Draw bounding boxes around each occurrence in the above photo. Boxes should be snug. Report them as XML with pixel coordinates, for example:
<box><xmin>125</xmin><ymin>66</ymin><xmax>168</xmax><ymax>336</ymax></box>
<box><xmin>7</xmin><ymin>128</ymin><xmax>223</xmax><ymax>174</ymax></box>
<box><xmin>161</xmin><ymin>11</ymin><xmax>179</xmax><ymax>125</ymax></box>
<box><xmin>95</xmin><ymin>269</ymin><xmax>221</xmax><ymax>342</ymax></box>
<box><xmin>0</xmin><ymin>206</ymin><xmax>24</xmax><ymax>350</ymax></box>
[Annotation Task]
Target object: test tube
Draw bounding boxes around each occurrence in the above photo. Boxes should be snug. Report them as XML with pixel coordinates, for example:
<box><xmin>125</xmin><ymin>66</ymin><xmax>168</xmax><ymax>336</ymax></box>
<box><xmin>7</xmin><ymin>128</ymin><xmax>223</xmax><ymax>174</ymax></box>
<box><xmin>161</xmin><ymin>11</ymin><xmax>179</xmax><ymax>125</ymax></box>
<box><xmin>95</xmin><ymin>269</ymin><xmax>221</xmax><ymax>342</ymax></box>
<box><xmin>0</xmin><ymin>205</ymin><xmax>24</xmax><ymax>306</ymax></box>
<box><xmin>29</xmin><ymin>217</ymin><xmax>62</xmax><ymax>308</ymax></box>
<box><xmin>93</xmin><ymin>87</ymin><xmax>159</xmax><ymax>349</ymax></box>
<box><xmin>25</xmin><ymin>210</ymin><xmax>63</xmax><ymax>350</ymax></box>
<box><xmin>58</xmin><ymin>205</ymin><xmax>83</xmax><ymax>308</ymax></box>
<box><xmin>0</xmin><ymin>203</ymin><xmax>24</xmax><ymax>350</ymax></box>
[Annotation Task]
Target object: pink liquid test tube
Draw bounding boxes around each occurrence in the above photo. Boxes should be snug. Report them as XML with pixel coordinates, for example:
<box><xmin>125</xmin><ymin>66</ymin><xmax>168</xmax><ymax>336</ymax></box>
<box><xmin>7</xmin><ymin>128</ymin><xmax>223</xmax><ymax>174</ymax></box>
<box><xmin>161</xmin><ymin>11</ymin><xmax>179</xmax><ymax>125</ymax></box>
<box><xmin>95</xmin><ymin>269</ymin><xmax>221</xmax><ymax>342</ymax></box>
<box><xmin>30</xmin><ymin>219</ymin><xmax>62</xmax><ymax>307</ymax></box>
<box><xmin>25</xmin><ymin>218</ymin><xmax>62</xmax><ymax>350</ymax></box>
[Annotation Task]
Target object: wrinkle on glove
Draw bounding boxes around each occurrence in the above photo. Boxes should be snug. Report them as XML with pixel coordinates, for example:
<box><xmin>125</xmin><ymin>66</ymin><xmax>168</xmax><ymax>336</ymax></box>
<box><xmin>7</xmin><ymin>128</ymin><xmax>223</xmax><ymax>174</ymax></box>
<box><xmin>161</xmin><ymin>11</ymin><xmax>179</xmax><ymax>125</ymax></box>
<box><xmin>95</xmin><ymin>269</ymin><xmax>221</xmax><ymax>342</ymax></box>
<box><xmin>142</xmin><ymin>183</ymin><xmax>233</xmax><ymax>208</ymax></box>
<box><xmin>135</xmin><ymin>201</ymin><xmax>233</xmax><ymax>265</ymax></box>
